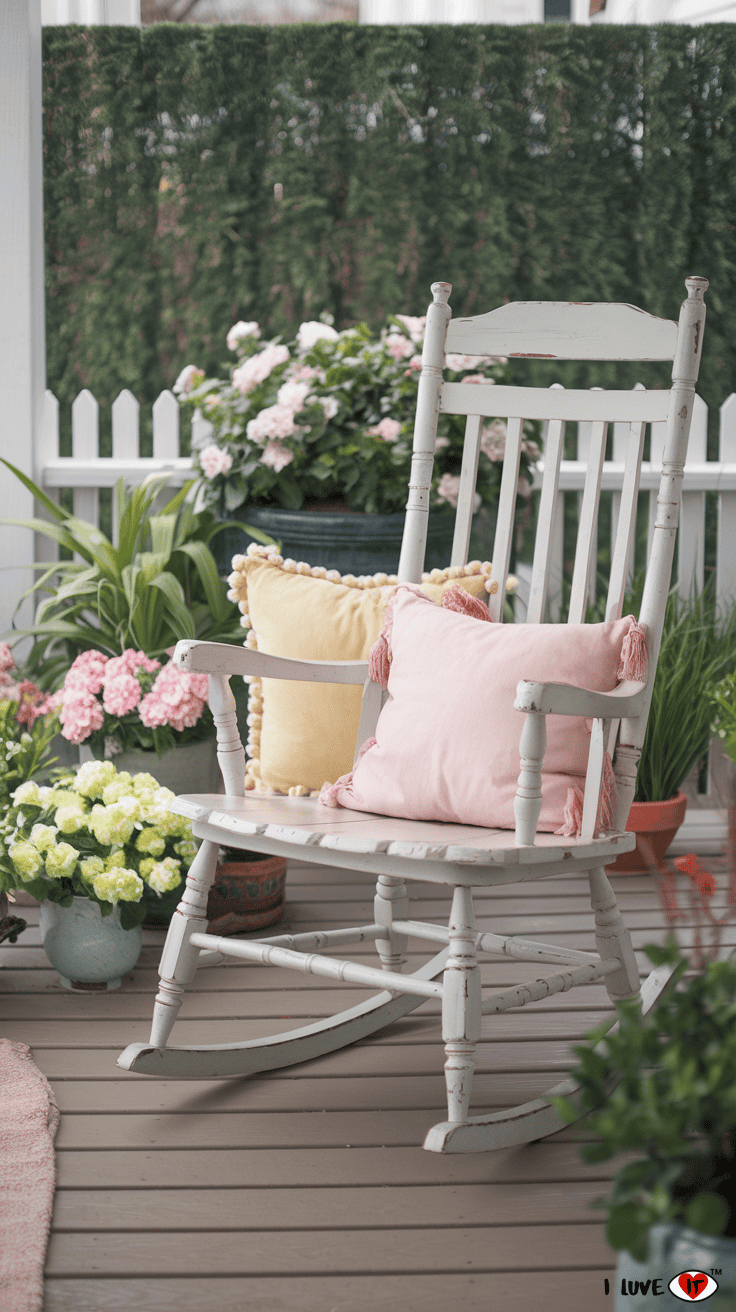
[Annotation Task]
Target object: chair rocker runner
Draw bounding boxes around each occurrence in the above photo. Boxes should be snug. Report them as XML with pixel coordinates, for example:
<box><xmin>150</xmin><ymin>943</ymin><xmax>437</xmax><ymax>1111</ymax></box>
<box><xmin>119</xmin><ymin>277</ymin><xmax>708</xmax><ymax>1154</ymax></box>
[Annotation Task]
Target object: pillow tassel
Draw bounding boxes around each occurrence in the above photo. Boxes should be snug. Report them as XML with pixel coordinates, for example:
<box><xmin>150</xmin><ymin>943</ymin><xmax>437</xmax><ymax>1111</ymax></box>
<box><xmin>617</xmin><ymin>619</ymin><xmax>648</xmax><ymax>682</ymax></box>
<box><xmin>440</xmin><ymin>585</ymin><xmax>493</xmax><ymax>622</ymax></box>
<box><xmin>368</xmin><ymin>633</ymin><xmax>391</xmax><ymax>688</ymax></box>
<box><xmin>318</xmin><ymin>737</ymin><xmax>378</xmax><ymax>809</ymax></box>
<box><xmin>597</xmin><ymin>749</ymin><xmax>616</xmax><ymax>833</ymax></box>
<box><xmin>556</xmin><ymin>785</ymin><xmax>584</xmax><ymax>839</ymax></box>
<box><xmin>556</xmin><ymin>750</ymin><xmax>616</xmax><ymax>838</ymax></box>
<box><xmin>368</xmin><ymin>590</ymin><xmax>405</xmax><ymax>688</ymax></box>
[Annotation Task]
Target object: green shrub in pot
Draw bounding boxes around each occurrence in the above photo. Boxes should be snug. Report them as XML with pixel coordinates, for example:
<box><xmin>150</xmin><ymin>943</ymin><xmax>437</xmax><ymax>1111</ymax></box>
<box><xmin>553</xmin><ymin>939</ymin><xmax>736</xmax><ymax>1268</ymax></box>
<box><xmin>632</xmin><ymin>581</ymin><xmax>736</xmax><ymax>805</ymax></box>
<box><xmin>0</xmin><ymin>463</ymin><xmax>271</xmax><ymax>688</ymax></box>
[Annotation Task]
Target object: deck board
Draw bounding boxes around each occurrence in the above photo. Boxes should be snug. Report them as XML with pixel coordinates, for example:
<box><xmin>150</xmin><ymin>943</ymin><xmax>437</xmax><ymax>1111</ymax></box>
<box><xmin>2</xmin><ymin>858</ymin><xmax>724</xmax><ymax>1311</ymax></box>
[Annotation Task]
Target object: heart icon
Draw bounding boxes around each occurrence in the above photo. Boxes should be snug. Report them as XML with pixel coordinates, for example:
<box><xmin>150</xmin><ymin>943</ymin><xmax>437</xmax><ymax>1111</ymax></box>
<box><xmin>678</xmin><ymin>1272</ymin><xmax>710</xmax><ymax>1300</ymax></box>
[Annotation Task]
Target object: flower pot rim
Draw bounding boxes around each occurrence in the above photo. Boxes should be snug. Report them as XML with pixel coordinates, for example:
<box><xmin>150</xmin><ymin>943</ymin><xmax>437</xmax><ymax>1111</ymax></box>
<box><xmin>627</xmin><ymin>791</ymin><xmax>688</xmax><ymax>830</ymax></box>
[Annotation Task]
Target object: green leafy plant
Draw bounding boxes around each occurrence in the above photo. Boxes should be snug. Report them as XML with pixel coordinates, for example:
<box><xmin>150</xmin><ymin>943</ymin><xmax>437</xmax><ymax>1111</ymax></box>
<box><xmin>628</xmin><ymin>579</ymin><xmax>736</xmax><ymax>804</ymax></box>
<box><xmin>176</xmin><ymin>314</ymin><xmax>539</xmax><ymax>517</ymax></box>
<box><xmin>553</xmin><ymin>939</ymin><xmax>736</xmax><ymax>1263</ymax></box>
<box><xmin>0</xmin><ymin>759</ymin><xmax>198</xmax><ymax>931</ymax></box>
<box><xmin>0</xmin><ymin>463</ymin><xmax>270</xmax><ymax>688</ymax></box>
<box><xmin>711</xmin><ymin>669</ymin><xmax>736</xmax><ymax>766</ymax></box>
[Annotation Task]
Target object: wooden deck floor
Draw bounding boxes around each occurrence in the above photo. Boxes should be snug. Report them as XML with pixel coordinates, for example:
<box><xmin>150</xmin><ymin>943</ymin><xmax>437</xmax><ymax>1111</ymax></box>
<box><xmin>2</xmin><ymin>857</ymin><xmax>733</xmax><ymax>1312</ymax></box>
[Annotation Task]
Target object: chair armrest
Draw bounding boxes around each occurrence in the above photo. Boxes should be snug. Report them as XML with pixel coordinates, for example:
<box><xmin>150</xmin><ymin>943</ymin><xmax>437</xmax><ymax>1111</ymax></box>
<box><xmin>514</xmin><ymin>678</ymin><xmax>646</xmax><ymax>719</ymax></box>
<box><xmin>173</xmin><ymin>639</ymin><xmax>370</xmax><ymax>686</ymax></box>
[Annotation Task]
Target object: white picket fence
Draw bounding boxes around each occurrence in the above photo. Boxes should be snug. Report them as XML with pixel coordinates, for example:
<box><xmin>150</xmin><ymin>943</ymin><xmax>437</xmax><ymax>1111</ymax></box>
<box><xmin>6</xmin><ymin>382</ymin><xmax>736</xmax><ymax>848</ymax></box>
<box><xmin>31</xmin><ymin>385</ymin><xmax>736</xmax><ymax>611</ymax></box>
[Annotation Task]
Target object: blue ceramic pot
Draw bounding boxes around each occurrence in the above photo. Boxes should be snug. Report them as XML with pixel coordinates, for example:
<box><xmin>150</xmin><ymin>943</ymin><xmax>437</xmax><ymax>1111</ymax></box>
<box><xmin>39</xmin><ymin>896</ymin><xmax>143</xmax><ymax>992</ymax></box>
<box><xmin>212</xmin><ymin>505</ymin><xmax>459</xmax><ymax>577</ymax></box>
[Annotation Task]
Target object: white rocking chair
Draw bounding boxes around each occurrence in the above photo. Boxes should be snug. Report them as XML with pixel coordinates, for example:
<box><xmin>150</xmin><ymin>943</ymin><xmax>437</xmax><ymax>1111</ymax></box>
<box><xmin>119</xmin><ymin>277</ymin><xmax>708</xmax><ymax>1153</ymax></box>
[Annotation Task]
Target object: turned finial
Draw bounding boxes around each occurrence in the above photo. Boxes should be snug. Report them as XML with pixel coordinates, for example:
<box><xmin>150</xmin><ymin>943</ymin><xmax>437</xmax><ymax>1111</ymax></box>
<box><xmin>431</xmin><ymin>282</ymin><xmax>452</xmax><ymax>305</ymax></box>
<box><xmin>685</xmin><ymin>276</ymin><xmax>708</xmax><ymax>301</ymax></box>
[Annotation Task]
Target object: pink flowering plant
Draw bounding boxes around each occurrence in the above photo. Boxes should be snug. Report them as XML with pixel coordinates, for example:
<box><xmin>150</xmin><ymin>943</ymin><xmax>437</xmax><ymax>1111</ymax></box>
<box><xmin>59</xmin><ymin>647</ymin><xmax>212</xmax><ymax>759</ymax></box>
<box><xmin>175</xmin><ymin>314</ymin><xmax>541</xmax><ymax>516</ymax></box>
<box><xmin>0</xmin><ymin>644</ymin><xmax>61</xmax><ymax>818</ymax></box>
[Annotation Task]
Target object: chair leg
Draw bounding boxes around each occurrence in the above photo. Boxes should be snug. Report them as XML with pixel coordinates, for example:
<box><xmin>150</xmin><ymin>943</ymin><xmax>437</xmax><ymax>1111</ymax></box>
<box><xmin>149</xmin><ymin>838</ymin><xmax>220</xmax><ymax>1049</ymax></box>
<box><xmin>374</xmin><ymin>874</ymin><xmax>409</xmax><ymax>973</ymax></box>
<box><xmin>442</xmin><ymin>885</ymin><xmax>482</xmax><ymax>1123</ymax></box>
<box><xmin>588</xmin><ymin>865</ymin><xmax>642</xmax><ymax>1004</ymax></box>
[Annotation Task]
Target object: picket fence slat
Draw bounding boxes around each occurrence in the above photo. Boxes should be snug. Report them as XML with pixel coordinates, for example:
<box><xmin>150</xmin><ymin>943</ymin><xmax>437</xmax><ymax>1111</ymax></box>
<box><xmin>152</xmin><ymin>390</ymin><xmax>180</xmax><ymax>461</ymax></box>
<box><xmin>71</xmin><ymin>389</ymin><xmax>99</xmax><ymax>530</ymax></box>
<box><xmin>718</xmin><ymin>393</ymin><xmax>736</xmax><ymax>613</ymax></box>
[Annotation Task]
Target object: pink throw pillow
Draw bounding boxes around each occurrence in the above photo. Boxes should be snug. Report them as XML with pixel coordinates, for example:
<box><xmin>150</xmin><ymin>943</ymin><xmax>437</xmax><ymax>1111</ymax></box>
<box><xmin>322</xmin><ymin>587</ymin><xmax>641</xmax><ymax>836</ymax></box>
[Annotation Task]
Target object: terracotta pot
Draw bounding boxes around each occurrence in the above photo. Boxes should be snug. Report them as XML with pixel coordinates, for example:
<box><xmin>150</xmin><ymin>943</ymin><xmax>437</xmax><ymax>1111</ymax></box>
<box><xmin>206</xmin><ymin>855</ymin><xmax>287</xmax><ymax>935</ymax></box>
<box><xmin>606</xmin><ymin>792</ymin><xmax>688</xmax><ymax>874</ymax></box>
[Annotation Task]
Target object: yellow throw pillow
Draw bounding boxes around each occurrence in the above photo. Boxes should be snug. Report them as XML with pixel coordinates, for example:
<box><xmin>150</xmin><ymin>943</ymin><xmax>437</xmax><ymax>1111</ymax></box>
<box><xmin>227</xmin><ymin>545</ymin><xmax>495</xmax><ymax>795</ymax></box>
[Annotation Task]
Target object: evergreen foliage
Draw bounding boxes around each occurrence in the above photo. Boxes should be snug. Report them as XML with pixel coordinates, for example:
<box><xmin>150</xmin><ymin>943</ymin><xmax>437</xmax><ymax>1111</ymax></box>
<box><xmin>42</xmin><ymin>23</ymin><xmax>736</xmax><ymax>457</ymax></box>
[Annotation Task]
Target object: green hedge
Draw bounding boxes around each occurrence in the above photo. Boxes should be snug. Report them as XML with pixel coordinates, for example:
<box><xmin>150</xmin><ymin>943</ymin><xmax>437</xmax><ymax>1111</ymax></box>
<box><xmin>43</xmin><ymin>22</ymin><xmax>736</xmax><ymax>458</ymax></box>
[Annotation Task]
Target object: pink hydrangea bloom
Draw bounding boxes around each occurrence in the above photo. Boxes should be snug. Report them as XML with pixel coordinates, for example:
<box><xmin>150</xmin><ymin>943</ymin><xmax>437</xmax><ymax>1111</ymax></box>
<box><xmin>296</xmin><ymin>321</ymin><xmax>339</xmax><ymax>351</ymax></box>
<box><xmin>65</xmin><ymin>649</ymin><xmax>109</xmax><ymax>696</ymax></box>
<box><xmin>394</xmin><ymin>314</ymin><xmax>426</xmax><ymax>343</ymax></box>
<box><xmin>102</xmin><ymin>670</ymin><xmax>143</xmax><ymax>718</ymax></box>
<box><xmin>290</xmin><ymin>364</ymin><xmax>322</xmax><ymax>383</ymax></box>
<box><xmin>199</xmin><ymin>444</ymin><xmax>233</xmax><ymax>479</ymax></box>
<box><xmin>367</xmin><ymin>417</ymin><xmax>402</xmax><ymax>443</ymax></box>
<box><xmin>59</xmin><ymin>690</ymin><xmax>105</xmax><ymax>744</ymax></box>
<box><xmin>319</xmin><ymin>396</ymin><xmax>339</xmax><ymax>420</ymax></box>
<box><xmin>139</xmin><ymin>664</ymin><xmax>209</xmax><ymax>733</ymax></box>
<box><xmin>0</xmin><ymin>644</ymin><xmax>15</xmax><ymax>676</ymax></box>
<box><xmin>445</xmin><ymin>353</ymin><xmax>487</xmax><ymax>372</ymax></box>
<box><xmin>277</xmin><ymin>379</ymin><xmax>311</xmax><ymax>412</ymax></box>
<box><xmin>403</xmin><ymin>355</ymin><xmax>423</xmax><ymax>377</ymax></box>
<box><xmin>260</xmin><ymin>440</ymin><xmax>294</xmax><ymax>472</ymax></box>
<box><xmin>246</xmin><ymin>403</ymin><xmax>298</xmax><ymax>443</ymax></box>
<box><xmin>173</xmin><ymin>365</ymin><xmax>204</xmax><ymax>395</ymax></box>
<box><xmin>226</xmin><ymin>321</ymin><xmax>260</xmax><ymax>351</ymax></box>
<box><xmin>480</xmin><ymin>419</ymin><xmax>508</xmax><ymax>462</ymax></box>
<box><xmin>384</xmin><ymin>333</ymin><xmax>415</xmax><ymax>362</ymax></box>
<box><xmin>232</xmin><ymin>344</ymin><xmax>290</xmax><ymax>394</ymax></box>
<box><xmin>436</xmin><ymin>473</ymin><xmax>481</xmax><ymax>514</ymax></box>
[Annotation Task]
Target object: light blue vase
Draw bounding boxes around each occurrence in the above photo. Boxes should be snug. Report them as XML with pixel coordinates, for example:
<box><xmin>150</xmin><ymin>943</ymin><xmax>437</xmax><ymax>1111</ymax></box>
<box><xmin>617</xmin><ymin>1223</ymin><xmax>736</xmax><ymax>1309</ymax></box>
<box><xmin>39</xmin><ymin>896</ymin><xmax>143</xmax><ymax>991</ymax></box>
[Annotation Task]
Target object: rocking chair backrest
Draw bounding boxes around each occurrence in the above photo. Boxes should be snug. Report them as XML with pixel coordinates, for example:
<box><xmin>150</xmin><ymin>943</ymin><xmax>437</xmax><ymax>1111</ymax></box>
<box><xmin>388</xmin><ymin>278</ymin><xmax>708</xmax><ymax>833</ymax></box>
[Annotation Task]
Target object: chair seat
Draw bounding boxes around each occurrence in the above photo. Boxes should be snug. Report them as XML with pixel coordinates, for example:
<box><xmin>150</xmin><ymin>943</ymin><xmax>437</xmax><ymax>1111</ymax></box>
<box><xmin>171</xmin><ymin>791</ymin><xmax>637</xmax><ymax>876</ymax></box>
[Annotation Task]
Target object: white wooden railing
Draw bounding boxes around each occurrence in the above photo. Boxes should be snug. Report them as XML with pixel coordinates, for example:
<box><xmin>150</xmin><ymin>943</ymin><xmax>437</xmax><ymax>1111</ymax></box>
<box><xmin>3</xmin><ymin>382</ymin><xmax>736</xmax><ymax>847</ymax></box>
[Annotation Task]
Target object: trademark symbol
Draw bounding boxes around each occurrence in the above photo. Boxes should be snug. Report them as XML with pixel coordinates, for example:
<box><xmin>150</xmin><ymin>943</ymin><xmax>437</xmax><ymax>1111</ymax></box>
<box><xmin>711</xmin><ymin>1269</ymin><xmax>721</xmax><ymax>1276</ymax></box>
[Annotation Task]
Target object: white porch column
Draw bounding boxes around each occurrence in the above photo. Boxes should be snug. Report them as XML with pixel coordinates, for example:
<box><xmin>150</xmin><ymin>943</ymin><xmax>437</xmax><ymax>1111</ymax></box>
<box><xmin>0</xmin><ymin>0</ymin><xmax>46</xmax><ymax>652</ymax></box>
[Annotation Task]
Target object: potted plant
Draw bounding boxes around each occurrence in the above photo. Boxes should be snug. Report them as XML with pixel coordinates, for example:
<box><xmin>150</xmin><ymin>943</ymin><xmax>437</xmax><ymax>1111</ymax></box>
<box><xmin>553</xmin><ymin>939</ymin><xmax>736</xmax><ymax>1307</ymax></box>
<box><xmin>207</xmin><ymin>845</ymin><xmax>287</xmax><ymax>936</ymax></box>
<box><xmin>0</xmin><ymin>759</ymin><xmax>199</xmax><ymax>987</ymax></box>
<box><xmin>0</xmin><ymin>466</ymin><xmax>268</xmax><ymax>687</ymax></box>
<box><xmin>608</xmin><ymin>581</ymin><xmax>736</xmax><ymax>873</ymax></box>
<box><xmin>0</xmin><ymin>642</ymin><xmax>61</xmax><ymax>927</ymax></box>
<box><xmin>57</xmin><ymin>645</ymin><xmax>219</xmax><ymax>788</ymax></box>
<box><xmin>174</xmin><ymin>313</ymin><xmax>540</xmax><ymax>575</ymax></box>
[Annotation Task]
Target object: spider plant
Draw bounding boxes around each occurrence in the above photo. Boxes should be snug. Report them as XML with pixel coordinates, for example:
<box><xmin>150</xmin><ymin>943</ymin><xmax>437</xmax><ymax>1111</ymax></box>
<box><xmin>628</xmin><ymin>577</ymin><xmax>736</xmax><ymax>803</ymax></box>
<box><xmin>0</xmin><ymin>460</ymin><xmax>272</xmax><ymax>687</ymax></box>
